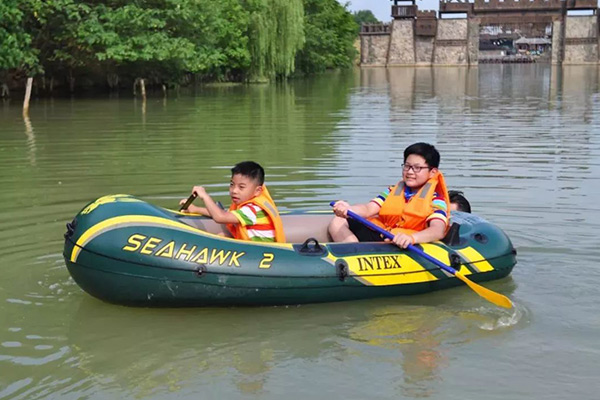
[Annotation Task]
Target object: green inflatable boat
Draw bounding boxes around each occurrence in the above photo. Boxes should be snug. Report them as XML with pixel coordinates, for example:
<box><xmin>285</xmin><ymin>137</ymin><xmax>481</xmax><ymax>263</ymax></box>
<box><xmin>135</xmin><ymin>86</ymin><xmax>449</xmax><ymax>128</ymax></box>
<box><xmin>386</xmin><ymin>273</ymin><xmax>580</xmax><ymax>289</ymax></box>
<box><xmin>63</xmin><ymin>194</ymin><xmax>517</xmax><ymax>306</ymax></box>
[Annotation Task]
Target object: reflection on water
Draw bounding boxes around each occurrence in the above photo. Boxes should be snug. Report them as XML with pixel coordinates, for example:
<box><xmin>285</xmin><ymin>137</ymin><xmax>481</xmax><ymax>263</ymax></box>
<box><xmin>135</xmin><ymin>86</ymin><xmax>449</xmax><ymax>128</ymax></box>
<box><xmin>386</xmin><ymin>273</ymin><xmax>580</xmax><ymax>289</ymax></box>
<box><xmin>1</xmin><ymin>65</ymin><xmax>599</xmax><ymax>399</ymax></box>
<box><xmin>3</xmin><ymin>295</ymin><xmax>518</xmax><ymax>399</ymax></box>
<box><xmin>23</xmin><ymin>115</ymin><xmax>36</xmax><ymax>167</ymax></box>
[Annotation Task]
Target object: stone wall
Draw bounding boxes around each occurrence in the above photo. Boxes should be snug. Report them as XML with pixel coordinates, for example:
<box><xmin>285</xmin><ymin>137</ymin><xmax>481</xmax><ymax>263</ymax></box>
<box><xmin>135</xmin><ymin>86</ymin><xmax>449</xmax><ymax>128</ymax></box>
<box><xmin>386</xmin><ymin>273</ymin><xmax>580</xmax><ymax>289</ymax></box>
<box><xmin>434</xmin><ymin>19</ymin><xmax>469</xmax><ymax>65</ymax></box>
<box><xmin>360</xmin><ymin>18</ymin><xmax>478</xmax><ymax>66</ymax></box>
<box><xmin>467</xmin><ymin>18</ymin><xmax>480</xmax><ymax>65</ymax></box>
<box><xmin>415</xmin><ymin>37</ymin><xmax>435</xmax><ymax>65</ymax></box>
<box><xmin>551</xmin><ymin>16</ymin><xmax>599</xmax><ymax>65</ymax></box>
<box><xmin>360</xmin><ymin>34</ymin><xmax>390</xmax><ymax>66</ymax></box>
<box><xmin>551</xmin><ymin>19</ymin><xmax>562</xmax><ymax>65</ymax></box>
<box><xmin>563</xmin><ymin>16</ymin><xmax>598</xmax><ymax>64</ymax></box>
<box><xmin>388</xmin><ymin>20</ymin><xmax>416</xmax><ymax>65</ymax></box>
<box><xmin>359</xmin><ymin>7</ymin><xmax>600</xmax><ymax>67</ymax></box>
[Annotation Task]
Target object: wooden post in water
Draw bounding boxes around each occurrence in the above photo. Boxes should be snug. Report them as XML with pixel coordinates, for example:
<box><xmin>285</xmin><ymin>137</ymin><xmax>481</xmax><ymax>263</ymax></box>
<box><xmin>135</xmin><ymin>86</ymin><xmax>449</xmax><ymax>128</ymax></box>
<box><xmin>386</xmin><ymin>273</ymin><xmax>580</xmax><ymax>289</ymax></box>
<box><xmin>133</xmin><ymin>77</ymin><xmax>147</xmax><ymax>99</ymax></box>
<box><xmin>1</xmin><ymin>83</ymin><xmax>9</xmax><ymax>98</ymax></box>
<box><xmin>133</xmin><ymin>77</ymin><xmax>147</xmax><ymax>116</ymax></box>
<box><xmin>23</xmin><ymin>77</ymin><xmax>33</xmax><ymax>115</ymax></box>
<box><xmin>140</xmin><ymin>79</ymin><xmax>146</xmax><ymax>116</ymax></box>
<box><xmin>140</xmin><ymin>78</ymin><xmax>146</xmax><ymax>99</ymax></box>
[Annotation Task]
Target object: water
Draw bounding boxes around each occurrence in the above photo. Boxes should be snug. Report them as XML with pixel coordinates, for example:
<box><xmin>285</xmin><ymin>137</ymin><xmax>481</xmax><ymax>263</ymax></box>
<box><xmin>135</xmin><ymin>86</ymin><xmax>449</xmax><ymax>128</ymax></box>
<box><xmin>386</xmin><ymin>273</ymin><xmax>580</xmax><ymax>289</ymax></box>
<box><xmin>1</xmin><ymin>65</ymin><xmax>599</xmax><ymax>399</ymax></box>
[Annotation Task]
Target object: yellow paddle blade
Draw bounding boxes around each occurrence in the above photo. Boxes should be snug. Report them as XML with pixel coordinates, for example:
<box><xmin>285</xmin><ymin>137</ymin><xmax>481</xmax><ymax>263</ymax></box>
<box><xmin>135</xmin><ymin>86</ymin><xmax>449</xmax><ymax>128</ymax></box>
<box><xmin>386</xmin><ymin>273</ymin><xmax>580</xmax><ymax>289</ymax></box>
<box><xmin>455</xmin><ymin>272</ymin><xmax>513</xmax><ymax>309</ymax></box>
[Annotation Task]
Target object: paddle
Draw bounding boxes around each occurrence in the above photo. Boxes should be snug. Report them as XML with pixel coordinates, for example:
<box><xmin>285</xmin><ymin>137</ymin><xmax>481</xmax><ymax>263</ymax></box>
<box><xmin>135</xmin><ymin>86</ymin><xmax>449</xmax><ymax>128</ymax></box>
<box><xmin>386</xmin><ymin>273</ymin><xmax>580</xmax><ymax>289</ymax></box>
<box><xmin>179</xmin><ymin>192</ymin><xmax>198</xmax><ymax>211</ymax></box>
<box><xmin>329</xmin><ymin>201</ymin><xmax>513</xmax><ymax>309</ymax></box>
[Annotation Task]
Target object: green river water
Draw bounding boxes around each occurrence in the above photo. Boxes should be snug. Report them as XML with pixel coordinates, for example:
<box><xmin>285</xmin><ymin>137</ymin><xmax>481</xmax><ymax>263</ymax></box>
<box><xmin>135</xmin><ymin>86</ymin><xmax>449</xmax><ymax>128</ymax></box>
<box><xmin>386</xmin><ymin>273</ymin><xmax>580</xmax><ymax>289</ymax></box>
<box><xmin>1</xmin><ymin>65</ymin><xmax>599</xmax><ymax>399</ymax></box>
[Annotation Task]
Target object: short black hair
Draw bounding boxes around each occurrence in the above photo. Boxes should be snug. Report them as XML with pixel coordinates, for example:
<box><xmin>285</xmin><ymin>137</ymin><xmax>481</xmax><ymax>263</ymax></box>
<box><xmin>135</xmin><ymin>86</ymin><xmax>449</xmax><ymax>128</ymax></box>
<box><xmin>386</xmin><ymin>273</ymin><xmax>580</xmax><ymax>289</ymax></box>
<box><xmin>449</xmin><ymin>190</ymin><xmax>471</xmax><ymax>213</ymax></box>
<box><xmin>403</xmin><ymin>142</ymin><xmax>440</xmax><ymax>168</ymax></box>
<box><xmin>231</xmin><ymin>161</ymin><xmax>265</xmax><ymax>185</ymax></box>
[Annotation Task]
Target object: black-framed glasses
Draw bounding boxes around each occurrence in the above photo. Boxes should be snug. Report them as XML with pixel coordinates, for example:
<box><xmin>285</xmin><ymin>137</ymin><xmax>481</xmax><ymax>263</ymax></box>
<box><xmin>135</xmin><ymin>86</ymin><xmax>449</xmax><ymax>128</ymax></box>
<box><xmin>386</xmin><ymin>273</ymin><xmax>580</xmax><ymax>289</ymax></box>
<box><xmin>401</xmin><ymin>163</ymin><xmax>431</xmax><ymax>173</ymax></box>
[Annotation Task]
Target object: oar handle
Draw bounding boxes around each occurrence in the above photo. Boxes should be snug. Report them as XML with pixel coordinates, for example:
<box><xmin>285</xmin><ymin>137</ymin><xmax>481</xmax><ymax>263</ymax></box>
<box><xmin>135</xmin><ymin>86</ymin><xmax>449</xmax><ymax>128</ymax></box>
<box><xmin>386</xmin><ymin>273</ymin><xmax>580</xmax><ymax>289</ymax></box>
<box><xmin>180</xmin><ymin>192</ymin><xmax>198</xmax><ymax>211</ymax></box>
<box><xmin>329</xmin><ymin>201</ymin><xmax>458</xmax><ymax>276</ymax></box>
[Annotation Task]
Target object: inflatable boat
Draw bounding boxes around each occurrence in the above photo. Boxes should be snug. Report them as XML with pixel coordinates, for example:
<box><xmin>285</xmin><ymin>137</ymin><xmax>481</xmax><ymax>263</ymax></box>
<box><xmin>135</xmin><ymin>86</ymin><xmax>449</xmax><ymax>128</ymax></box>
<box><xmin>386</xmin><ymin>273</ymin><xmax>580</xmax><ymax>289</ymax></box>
<box><xmin>63</xmin><ymin>195</ymin><xmax>517</xmax><ymax>306</ymax></box>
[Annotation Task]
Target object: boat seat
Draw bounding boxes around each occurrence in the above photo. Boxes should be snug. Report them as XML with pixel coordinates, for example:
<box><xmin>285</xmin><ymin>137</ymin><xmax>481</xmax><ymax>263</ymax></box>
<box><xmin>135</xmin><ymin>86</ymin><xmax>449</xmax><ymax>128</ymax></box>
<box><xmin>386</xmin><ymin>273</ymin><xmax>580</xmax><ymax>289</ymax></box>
<box><xmin>179</xmin><ymin>213</ymin><xmax>333</xmax><ymax>244</ymax></box>
<box><xmin>178</xmin><ymin>217</ymin><xmax>233</xmax><ymax>237</ymax></box>
<box><xmin>280</xmin><ymin>214</ymin><xmax>332</xmax><ymax>243</ymax></box>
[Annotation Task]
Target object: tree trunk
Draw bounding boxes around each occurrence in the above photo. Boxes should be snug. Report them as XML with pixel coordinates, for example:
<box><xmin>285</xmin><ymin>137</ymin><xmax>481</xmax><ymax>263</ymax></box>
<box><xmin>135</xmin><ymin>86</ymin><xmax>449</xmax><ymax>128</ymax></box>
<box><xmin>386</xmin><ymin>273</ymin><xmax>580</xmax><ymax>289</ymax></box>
<box><xmin>69</xmin><ymin>71</ymin><xmax>75</xmax><ymax>93</ymax></box>
<box><xmin>1</xmin><ymin>83</ymin><xmax>9</xmax><ymax>98</ymax></box>
<box><xmin>133</xmin><ymin>77</ymin><xmax>146</xmax><ymax>99</ymax></box>
<box><xmin>133</xmin><ymin>77</ymin><xmax>140</xmax><ymax>95</ymax></box>
<box><xmin>107</xmin><ymin>73</ymin><xmax>119</xmax><ymax>89</ymax></box>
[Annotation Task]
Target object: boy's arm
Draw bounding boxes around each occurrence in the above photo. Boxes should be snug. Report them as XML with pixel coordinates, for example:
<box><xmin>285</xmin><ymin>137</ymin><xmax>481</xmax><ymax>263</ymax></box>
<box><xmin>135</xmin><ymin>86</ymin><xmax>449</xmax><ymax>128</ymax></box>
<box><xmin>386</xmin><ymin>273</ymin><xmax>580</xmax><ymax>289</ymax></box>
<box><xmin>332</xmin><ymin>200</ymin><xmax>380</xmax><ymax>219</ymax></box>
<box><xmin>194</xmin><ymin>186</ymin><xmax>239</xmax><ymax>224</ymax></box>
<box><xmin>184</xmin><ymin>204</ymin><xmax>210</xmax><ymax>216</ymax></box>
<box><xmin>391</xmin><ymin>219</ymin><xmax>446</xmax><ymax>249</ymax></box>
<box><xmin>412</xmin><ymin>219</ymin><xmax>446</xmax><ymax>243</ymax></box>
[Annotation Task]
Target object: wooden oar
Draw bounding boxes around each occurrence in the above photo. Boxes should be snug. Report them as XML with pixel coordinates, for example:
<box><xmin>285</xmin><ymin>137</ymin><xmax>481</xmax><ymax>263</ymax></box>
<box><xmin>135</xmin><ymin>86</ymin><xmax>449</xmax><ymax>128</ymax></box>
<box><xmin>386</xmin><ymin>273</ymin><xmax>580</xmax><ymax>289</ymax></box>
<box><xmin>330</xmin><ymin>202</ymin><xmax>513</xmax><ymax>309</ymax></box>
<box><xmin>179</xmin><ymin>192</ymin><xmax>198</xmax><ymax>211</ymax></box>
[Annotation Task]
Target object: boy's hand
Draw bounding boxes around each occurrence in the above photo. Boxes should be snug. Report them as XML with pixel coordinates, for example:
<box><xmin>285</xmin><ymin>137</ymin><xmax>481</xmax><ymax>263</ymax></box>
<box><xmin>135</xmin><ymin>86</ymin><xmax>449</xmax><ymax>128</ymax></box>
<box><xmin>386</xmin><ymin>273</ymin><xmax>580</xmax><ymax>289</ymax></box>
<box><xmin>192</xmin><ymin>186</ymin><xmax>208</xmax><ymax>200</ymax></box>
<box><xmin>179</xmin><ymin>198</ymin><xmax>189</xmax><ymax>210</ymax></box>
<box><xmin>391</xmin><ymin>233</ymin><xmax>415</xmax><ymax>249</ymax></box>
<box><xmin>179</xmin><ymin>200</ymin><xmax>198</xmax><ymax>213</ymax></box>
<box><xmin>332</xmin><ymin>200</ymin><xmax>351</xmax><ymax>218</ymax></box>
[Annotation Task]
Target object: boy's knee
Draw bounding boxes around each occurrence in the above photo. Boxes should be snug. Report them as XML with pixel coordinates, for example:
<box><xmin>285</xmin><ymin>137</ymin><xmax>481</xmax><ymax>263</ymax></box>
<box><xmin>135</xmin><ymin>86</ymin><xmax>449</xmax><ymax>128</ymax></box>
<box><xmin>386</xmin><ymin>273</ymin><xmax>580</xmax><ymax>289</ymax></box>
<box><xmin>328</xmin><ymin>216</ymin><xmax>346</xmax><ymax>230</ymax></box>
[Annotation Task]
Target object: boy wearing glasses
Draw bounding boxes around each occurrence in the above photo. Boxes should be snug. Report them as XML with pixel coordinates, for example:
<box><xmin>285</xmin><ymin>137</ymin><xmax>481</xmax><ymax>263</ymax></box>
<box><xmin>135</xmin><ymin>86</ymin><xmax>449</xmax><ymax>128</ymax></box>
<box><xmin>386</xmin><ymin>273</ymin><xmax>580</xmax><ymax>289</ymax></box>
<box><xmin>329</xmin><ymin>142</ymin><xmax>450</xmax><ymax>248</ymax></box>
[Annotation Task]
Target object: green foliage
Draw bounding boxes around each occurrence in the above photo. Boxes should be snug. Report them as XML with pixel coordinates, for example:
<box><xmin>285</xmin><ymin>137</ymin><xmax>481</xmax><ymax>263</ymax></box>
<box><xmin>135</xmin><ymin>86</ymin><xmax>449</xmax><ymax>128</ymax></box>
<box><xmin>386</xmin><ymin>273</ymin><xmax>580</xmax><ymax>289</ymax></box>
<box><xmin>295</xmin><ymin>0</ymin><xmax>358</xmax><ymax>75</ymax></box>
<box><xmin>245</xmin><ymin>0</ymin><xmax>305</xmax><ymax>82</ymax></box>
<box><xmin>0</xmin><ymin>0</ymin><xmax>356</xmax><ymax>88</ymax></box>
<box><xmin>353</xmin><ymin>9</ymin><xmax>380</xmax><ymax>30</ymax></box>
<box><xmin>0</xmin><ymin>0</ymin><xmax>38</xmax><ymax>73</ymax></box>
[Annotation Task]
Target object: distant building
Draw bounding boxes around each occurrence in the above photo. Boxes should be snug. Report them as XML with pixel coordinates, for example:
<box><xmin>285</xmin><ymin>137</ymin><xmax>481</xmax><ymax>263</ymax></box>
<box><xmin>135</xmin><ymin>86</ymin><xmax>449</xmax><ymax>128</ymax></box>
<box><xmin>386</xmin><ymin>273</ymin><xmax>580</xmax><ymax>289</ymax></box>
<box><xmin>514</xmin><ymin>37</ymin><xmax>552</xmax><ymax>53</ymax></box>
<box><xmin>358</xmin><ymin>0</ymin><xmax>600</xmax><ymax>66</ymax></box>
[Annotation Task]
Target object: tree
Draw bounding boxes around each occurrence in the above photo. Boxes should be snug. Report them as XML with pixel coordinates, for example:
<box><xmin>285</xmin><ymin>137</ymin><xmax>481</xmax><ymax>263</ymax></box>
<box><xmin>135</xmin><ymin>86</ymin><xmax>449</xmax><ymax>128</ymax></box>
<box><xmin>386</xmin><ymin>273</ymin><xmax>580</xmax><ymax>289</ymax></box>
<box><xmin>353</xmin><ymin>9</ymin><xmax>380</xmax><ymax>32</ymax></box>
<box><xmin>244</xmin><ymin>0</ymin><xmax>305</xmax><ymax>82</ymax></box>
<box><xmin>78</xmin><ymin>0</ymin><xmax>252</xmax><ymax>85</ymax></box>
<box><xmin>0</xmin><ymin>0</ymin><xmax>38</xmax><ymax>75</ymax></box>
<box><xmin>0</xmin><ymin>0</ymin><xmax>360</xmax><ymax>91</ymax></box>
<box><xmin>295</xmin><ymin>0</ymin><xmax>358</xmax><ymax>75</ymax></box>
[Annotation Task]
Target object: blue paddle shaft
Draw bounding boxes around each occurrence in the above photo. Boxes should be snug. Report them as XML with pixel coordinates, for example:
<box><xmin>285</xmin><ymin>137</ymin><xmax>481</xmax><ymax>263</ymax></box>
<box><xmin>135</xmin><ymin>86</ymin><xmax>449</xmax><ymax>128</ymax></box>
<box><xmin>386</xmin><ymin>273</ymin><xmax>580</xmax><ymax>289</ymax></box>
<box><xmin>329</xmin><ymin>201</ymin><xmax>458</xmax><ymax>276</ymax></box>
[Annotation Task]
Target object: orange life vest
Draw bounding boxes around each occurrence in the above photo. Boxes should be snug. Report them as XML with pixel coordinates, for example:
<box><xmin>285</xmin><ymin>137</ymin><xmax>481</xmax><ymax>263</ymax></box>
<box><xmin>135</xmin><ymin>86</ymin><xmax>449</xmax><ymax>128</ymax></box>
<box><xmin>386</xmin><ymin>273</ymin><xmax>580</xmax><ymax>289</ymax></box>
<box><xmin>226</xmin><ymin>185</ymin><xmax>286</xmax><ymax>243</ymax></box>
<box><xmin>370</xmin><ymin>171</ymin><xmax>451</xmax><ymax>235</ymax></box>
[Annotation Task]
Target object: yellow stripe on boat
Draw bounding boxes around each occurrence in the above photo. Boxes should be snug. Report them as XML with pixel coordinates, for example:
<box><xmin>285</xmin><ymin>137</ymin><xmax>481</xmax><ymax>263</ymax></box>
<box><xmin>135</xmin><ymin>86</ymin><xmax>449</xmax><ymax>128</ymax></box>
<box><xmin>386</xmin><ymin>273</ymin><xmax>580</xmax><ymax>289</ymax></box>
<box><xmin>420</xmin><ymin>243</ymin><xmax>475</xmax><ymax>276</ymax></box>
<box><xmin>70</xmin><ymin>215</ymin><xmax>293</xmax><ymax>263</ymax></box>
<box><xmin>456</xmin><ymin>246</ymin><xmax>495</xmax><ymax>273</ymax></box>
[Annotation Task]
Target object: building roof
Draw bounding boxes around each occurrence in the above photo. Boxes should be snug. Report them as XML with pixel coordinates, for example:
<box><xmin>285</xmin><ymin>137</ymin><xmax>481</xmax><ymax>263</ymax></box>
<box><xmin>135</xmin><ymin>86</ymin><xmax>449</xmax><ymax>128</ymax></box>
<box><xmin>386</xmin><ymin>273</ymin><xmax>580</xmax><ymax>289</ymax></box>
<box><xmin>514</xmin><ymin>37</ymin><xmax>552</xmax><ymax>45</ymax></box>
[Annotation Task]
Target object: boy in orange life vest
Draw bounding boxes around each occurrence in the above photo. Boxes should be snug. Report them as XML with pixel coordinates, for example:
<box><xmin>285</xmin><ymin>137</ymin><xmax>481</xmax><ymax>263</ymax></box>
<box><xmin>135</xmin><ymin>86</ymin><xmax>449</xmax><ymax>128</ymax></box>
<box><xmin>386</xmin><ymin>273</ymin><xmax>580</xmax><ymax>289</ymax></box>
<box><xmin>179</xmin><ymin>161</ymin><xmax>286</xmax><ymax>243</ymax></box>
<box><xmin>329</xmin><ymin>143</ymin><xmax>450</xmax><ymax>248</ymax></box>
